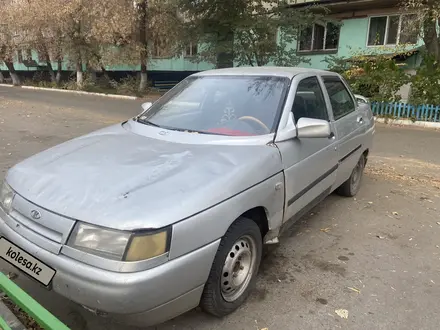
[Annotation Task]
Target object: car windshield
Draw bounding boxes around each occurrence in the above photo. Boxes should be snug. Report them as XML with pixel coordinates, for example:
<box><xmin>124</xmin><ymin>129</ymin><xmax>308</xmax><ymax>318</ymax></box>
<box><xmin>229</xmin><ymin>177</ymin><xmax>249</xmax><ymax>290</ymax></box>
<box><xmin>139</xmin><ymin>75</ymin><xmax>289</xmax><ymax>136</ymax></box>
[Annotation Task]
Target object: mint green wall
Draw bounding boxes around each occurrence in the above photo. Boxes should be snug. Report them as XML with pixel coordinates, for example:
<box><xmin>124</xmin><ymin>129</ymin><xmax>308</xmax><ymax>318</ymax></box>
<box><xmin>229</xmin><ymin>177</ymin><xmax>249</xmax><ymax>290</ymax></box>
<box><xmin>0</xmin><ymin>16</ymin><xmax>425</xmax><ymax>73</ymax></box>
<box><xmin>0</xmin><ymin>53</ymin><xmax>214</xmax><ymax>72</ymax></box>
<box><xmin>295</xmin><ymin>17</ymin><xmax>423</xmax><ymax>70</ymax></box>
<box><xmin>295</xmin><ymin>17</ymin><xmax>371</xmax><ymax>70</ymax></box>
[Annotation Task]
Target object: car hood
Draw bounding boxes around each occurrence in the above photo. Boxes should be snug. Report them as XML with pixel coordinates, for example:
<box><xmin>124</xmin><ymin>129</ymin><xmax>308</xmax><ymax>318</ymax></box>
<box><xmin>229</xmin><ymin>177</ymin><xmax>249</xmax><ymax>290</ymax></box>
<box><xmin>6</xmin><ymin>123</ymin><xmax>282</xmax><ymax>230</ymax></box>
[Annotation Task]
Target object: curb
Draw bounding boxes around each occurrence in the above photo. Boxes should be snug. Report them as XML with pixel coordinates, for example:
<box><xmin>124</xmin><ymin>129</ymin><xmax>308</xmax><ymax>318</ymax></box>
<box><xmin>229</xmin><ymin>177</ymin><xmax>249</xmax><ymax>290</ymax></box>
<box><xmin>0</xmin><ymin>84</ymin><xmax>138</xmax><ymax>100</ymax></box>
<box><xmin>374</xmin><ymin>117</ymin><xmax>440</xmax><ymax>129</ymax></box>
<box><xmin>0</xmin><ymin>299</ymin><xmax>26</xmax><ymax>330</ymax></box>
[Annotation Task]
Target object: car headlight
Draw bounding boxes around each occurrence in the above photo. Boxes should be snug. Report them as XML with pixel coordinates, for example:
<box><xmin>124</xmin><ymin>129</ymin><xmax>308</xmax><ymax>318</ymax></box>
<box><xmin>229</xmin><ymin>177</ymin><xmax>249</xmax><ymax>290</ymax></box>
<box><xmin>0</xmin><ymin>181</ymin><xmax>15</xmax><ymax>214</ymax></box>
<box><xmin>67</xmin><ymin>222</ymin><xmax>170</xmax><ymax>261</ymax></box>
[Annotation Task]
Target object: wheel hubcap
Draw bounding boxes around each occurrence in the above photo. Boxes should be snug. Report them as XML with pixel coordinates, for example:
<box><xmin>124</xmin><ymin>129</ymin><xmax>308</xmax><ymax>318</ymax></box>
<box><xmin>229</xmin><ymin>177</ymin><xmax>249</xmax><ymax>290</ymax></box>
<box><xmin>221</xmin><ymin>235</ymin><xmax>257</xmax><ymax>302</ymax></box>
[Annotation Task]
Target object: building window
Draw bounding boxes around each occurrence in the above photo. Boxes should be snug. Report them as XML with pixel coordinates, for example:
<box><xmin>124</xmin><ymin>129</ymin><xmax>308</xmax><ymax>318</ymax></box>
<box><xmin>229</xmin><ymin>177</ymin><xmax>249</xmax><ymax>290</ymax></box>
<box><xmin>185</xmin><ymin>42</ymin><xmax>198</xmax><ymax>57</ymax></box>
<box><xmin>367</xmin><ymin>14</ymin><xmax>418</xmax><ymax>46</ymax></box>
<box><xmin>298</xmin><ymin>22</ymin><xmax>340</xmax><ymax>52</ymax></box>
<box><xmin>151</xmin><ymin>37</ymin><xmax>173</xmax><ymax>58</ymax></box>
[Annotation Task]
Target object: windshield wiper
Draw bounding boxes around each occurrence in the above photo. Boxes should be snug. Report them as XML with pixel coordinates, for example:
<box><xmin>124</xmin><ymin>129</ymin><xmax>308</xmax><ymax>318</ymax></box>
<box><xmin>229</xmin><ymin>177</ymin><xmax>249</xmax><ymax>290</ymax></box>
<box><xmin>137</xmin><ymin>117</ymin><xmax>162</xmax><ymax>128</ymax></box>
<box><xmin>136</xmin><ymin>119</ymin><xmax>223</xmax><ymax>135</ymax></box>
<box><xmin>166</xmin><ymin>128</ymin><xmax>223</xmax><ymax>135</ymax></box>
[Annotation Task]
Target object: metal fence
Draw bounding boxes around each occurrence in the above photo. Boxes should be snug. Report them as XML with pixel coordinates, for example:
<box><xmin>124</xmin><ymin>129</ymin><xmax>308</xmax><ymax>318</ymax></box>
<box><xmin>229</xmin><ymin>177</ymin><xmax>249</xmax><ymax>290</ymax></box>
<box><xmin>0</xmin><ymin>272</ymin><xmax>69</xmax><ymax>330</ymax></box>
<box><xmin>372</xmin><ymin>102</ymin><xmax>440</xmax><ymax>122</ymax></box>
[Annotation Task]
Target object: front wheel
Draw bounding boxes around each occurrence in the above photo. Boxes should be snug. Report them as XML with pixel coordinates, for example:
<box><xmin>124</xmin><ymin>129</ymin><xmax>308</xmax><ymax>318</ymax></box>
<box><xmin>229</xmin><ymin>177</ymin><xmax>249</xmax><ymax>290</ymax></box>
<box><xmin>200</xmin><ymin>217</ymin><xmax>262</xmax><ymax>317</ymax></box>
<box><xmin>336</xmin><ymin>154</ymin><xmax>365</xmax><ymax>197</ymax></box>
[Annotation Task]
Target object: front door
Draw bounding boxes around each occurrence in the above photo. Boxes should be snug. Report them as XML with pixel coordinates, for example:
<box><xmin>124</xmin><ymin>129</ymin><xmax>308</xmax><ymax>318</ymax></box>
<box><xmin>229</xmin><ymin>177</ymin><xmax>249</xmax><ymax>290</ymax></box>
<box><xmin>276</xmin><ymin>75</ymin><xmax>339</xmax><ymax>223</ymax></box>
<box><xmin>321</xmin><ymin>76</ymin><xmax>366</xmax><ymax>188</ymax></box>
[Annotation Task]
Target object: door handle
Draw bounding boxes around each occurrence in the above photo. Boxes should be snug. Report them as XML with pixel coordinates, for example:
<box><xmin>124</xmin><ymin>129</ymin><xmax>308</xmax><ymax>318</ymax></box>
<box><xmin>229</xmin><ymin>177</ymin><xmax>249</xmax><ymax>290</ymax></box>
<box><xmin>357</xmin><ymin>116</ymin><xmax>364</xmax><ymax>124</ymax></box>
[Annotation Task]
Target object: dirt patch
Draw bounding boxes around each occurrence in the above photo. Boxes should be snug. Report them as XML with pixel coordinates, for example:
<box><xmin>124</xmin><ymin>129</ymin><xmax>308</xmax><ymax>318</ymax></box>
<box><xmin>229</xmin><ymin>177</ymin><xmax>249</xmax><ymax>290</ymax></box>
<box><xmin>1</xmin><ymin>295</ymin><xmax>43</xmax><ymax>330</ymax></box>
<box><xmin>366</xmin><ymin>164</ymin><xmax>440</xmax><ymax>190</ymax></box>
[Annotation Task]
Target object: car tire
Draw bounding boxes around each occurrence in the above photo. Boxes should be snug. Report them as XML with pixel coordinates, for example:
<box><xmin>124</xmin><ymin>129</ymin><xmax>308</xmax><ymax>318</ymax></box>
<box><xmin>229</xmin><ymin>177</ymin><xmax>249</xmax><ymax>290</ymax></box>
<box><xmin>200</xmin><ymin>217</ymin><xmax>262</xmax><ymax>317</ymax></box>
<box><xmin>336</xmin><ymin>154</ymin><xmax>365</xmax><ymax>197</ymax></box>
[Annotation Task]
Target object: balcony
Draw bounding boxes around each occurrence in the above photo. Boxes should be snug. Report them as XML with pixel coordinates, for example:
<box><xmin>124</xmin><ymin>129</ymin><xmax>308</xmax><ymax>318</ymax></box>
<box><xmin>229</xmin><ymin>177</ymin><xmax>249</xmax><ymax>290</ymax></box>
<box><xmin>287</xmin><ymin>0</ymin><xmax>400</xmax><ymax>14</ymax></box>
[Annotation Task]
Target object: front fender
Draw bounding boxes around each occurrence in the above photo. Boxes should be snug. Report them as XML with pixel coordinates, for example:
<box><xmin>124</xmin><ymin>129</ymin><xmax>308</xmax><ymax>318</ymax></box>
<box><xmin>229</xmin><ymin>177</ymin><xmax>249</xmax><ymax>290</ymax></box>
<box><xmin>169</xmin><ymin>172</ymin><xmax>286</xmax><ymax>260</ymax></box>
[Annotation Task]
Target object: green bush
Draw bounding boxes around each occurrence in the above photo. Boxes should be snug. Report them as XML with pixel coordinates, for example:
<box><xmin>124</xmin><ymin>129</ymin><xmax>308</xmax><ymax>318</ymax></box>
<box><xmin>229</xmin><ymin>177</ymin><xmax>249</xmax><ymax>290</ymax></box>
<box><xmin>409</xmin><ymin>55</ymin><xmax>440</xmax><ymax>105</ymax></box>
<box><xmin>324</xmin><ymin>51</ymin><xmax>410</xmax><ymax>102</ymax></box>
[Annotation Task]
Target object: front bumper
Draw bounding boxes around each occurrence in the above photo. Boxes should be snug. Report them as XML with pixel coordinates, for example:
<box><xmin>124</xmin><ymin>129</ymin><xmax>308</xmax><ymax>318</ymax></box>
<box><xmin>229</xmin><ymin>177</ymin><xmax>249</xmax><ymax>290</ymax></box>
<box><xmin>0</xmin><ymin>208</ymin><xmax>220</xmax><ymax>318</ymax></box>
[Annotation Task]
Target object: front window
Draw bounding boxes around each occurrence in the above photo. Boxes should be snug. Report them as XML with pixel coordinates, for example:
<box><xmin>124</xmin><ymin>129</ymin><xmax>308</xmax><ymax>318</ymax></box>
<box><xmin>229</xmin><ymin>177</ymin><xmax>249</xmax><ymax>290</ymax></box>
<box><xmin>139</xmin><ymin>75</ymin><xmax>289</xmax><ymax>136</ymax></box>
<box><xmin>293</xmin><ymin>77</ymin><xmax>329</xmax><ymax>121</ymax></box>
<box><xmin>367</xmin><ymin>14</ymin><xmax>418</xmax><ymax>46</ymax></box>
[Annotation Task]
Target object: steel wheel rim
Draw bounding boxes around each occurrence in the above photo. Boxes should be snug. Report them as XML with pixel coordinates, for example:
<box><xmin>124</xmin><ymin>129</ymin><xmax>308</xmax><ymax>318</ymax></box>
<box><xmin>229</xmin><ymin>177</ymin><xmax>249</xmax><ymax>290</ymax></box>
<box><xmin>221</xmin><ymin>235</ymin><xmax>257</xmax><ymax>302</ymax></box>
<box><xmin>351</xmin><ymin>159</ymin><xmax>363</xmax><ymax>192</ymax></box>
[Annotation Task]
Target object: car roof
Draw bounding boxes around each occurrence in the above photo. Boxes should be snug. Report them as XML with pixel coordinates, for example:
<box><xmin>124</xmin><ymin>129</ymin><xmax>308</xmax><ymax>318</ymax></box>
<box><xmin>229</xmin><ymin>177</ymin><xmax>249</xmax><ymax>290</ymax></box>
<box><xmin>193</xmin><ymin>66</ymin><xmax>339</xmax><ymax>79</ymax></box>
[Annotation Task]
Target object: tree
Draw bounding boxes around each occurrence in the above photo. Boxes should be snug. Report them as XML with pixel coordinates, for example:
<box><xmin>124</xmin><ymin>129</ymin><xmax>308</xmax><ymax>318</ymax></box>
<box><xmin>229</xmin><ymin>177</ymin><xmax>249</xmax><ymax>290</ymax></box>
<box><xmin>10</xmin><ymin>0</ymin><xmax>64</xmax><ymax>84</ymax></box>
<box><xmin>0</xmin><ymin>0</ymin><xmax>22</xmax><ymax>85</ymax></box>
<box><xmin>400</xmin><ymin>0</ymin><xmax>440</xmax><ymax>104</ymax></box>
<box><xmin>135</xmin><ymin>0</ymin><xmax>182</xmax><ymax>91</ymax></box>
<box><xmin>177</xmin><ymin>0</ymin><xmax>322</xmax><ymax>68</ymax></box>
<box><xmin>324</xmin><ymin>48</ymin><xmax>411</xmax><ymax>102</ymax></box>
<box><xmin>403</xmin><ymin>0</ymin><xmax>440</xmax><ymax>63</ymax></box>
<box><xmin>89</xmin><ymin>0</ymin><xmax>181</xmax><ymax>92</ymax></box>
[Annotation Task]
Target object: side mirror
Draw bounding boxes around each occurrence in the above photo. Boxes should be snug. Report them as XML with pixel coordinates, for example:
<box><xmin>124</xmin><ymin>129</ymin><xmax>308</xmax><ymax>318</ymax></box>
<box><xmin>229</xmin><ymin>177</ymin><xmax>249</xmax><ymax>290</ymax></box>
<box><xmin>141</xmin><ymin>102</ymin><xmax>153</xmax><ymax>112</ymax></box>
<box><xmin>297</xmin><ymin>117</ymin><xmax>332</xmax><ymax>138</ymax></box>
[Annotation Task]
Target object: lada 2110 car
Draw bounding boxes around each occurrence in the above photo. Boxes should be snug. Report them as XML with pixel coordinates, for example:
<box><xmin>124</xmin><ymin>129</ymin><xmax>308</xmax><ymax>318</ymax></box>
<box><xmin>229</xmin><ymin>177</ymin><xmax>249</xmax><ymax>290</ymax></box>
<box><xmin>0</xmin><ymin>67</ymin><xmax>374</xmax><ymax>326</ymax></box>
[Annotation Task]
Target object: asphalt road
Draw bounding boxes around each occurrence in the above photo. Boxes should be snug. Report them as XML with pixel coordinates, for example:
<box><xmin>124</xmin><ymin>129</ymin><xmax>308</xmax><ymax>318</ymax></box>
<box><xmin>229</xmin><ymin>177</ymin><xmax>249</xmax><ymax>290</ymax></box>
<box><xmin>1</xmin><ymin>86</ymin><xmax>440</xmax><ymax>330</ymax></box>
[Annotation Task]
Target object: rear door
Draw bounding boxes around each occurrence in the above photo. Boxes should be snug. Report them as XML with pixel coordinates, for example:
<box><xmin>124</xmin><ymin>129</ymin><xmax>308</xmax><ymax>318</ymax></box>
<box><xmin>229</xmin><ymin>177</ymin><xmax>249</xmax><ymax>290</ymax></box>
<box><xmin>321</xmin><ymin>75</ymin><xmax>366</xmax><ymax>189</ymax></box>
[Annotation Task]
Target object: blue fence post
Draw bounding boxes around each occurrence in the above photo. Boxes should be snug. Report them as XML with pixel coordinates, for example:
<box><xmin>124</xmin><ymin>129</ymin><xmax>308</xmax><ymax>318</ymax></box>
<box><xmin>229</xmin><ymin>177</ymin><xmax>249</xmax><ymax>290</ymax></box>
<box><xmin>372</xmin><ymin>102</ymin><xmax>377</xmax><ymax>115</ymax></box>
<box><xmin>374</xmin><ymin>101</ymin><xmax>440</xmax><ymax>122</ymax></box>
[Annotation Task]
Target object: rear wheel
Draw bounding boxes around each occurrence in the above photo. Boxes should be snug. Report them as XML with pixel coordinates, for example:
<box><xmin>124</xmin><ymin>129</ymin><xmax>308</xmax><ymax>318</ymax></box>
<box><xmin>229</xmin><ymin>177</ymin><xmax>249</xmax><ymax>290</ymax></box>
<box><xmin>336</xmin><ymin>154</ymin><xmax>365</xmax><ymax>197</ymax></box>
<box><xmin>200</xmin><ymin>217</ymin><xmax>262</xmax><ymax>317</ymax></box>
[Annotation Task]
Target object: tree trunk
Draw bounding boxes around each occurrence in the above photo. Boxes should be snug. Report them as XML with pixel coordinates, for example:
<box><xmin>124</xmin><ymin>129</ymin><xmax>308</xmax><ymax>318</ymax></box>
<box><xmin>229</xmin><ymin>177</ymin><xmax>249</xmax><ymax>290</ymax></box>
<box><xmin>216</xmin><ymin>31</ymin><xmax>234</xmax><ymax>68</ymax></box>
<box><xmin>139</xmin><ymin>66</ymin><xmax>148</xmax><ymax>92</ymax></box>
<box><xmin>4</xmin><ymin>61</ymin><xmax>20</xmax><ymax>85</ymax></box>
<box><xmin>39</xmin><ymin>40</ymin><xmax>56</xmax><ymax>83</ymax></box>
<box><xmin>100</xmin><ymin>65</ymin><xmax>110</xmax><ymax>81</ymax></box>
<box><xmin>138</xmin><ymin>0</ymin><xmax>148</xmax><ymax>92</ymax></box>
<box><xmin>87</xmin><ymin>63</ymin><xmax>97</xmax><ymax>84</ymax></box>
<box><xmin>423</xmin><ymin>19</ymin><xmax>440</xmax><ymax>63</ymax></box>
<box><xmin>0</xmin><ymin>71</ymin><xmax>4</xmax><ymax>83</ymax></box>
<box><xmin>55</xmin><ymin>30</ymin><xmax>63</xmax><ymax>85</ymax></box>
<box><xmin>76</xmin><ymin>60</ymin><xmax>83</xmax><ymax>89</ymax></box>
<box><xmin>56</xmin><ymin>59</ymin><xmax>62</xmax><ymax>85</ymax></box>
<box><xmin>47</xmin><ymin>61</ymin><xmax>56</xmax><ymax>83</ymax></box>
